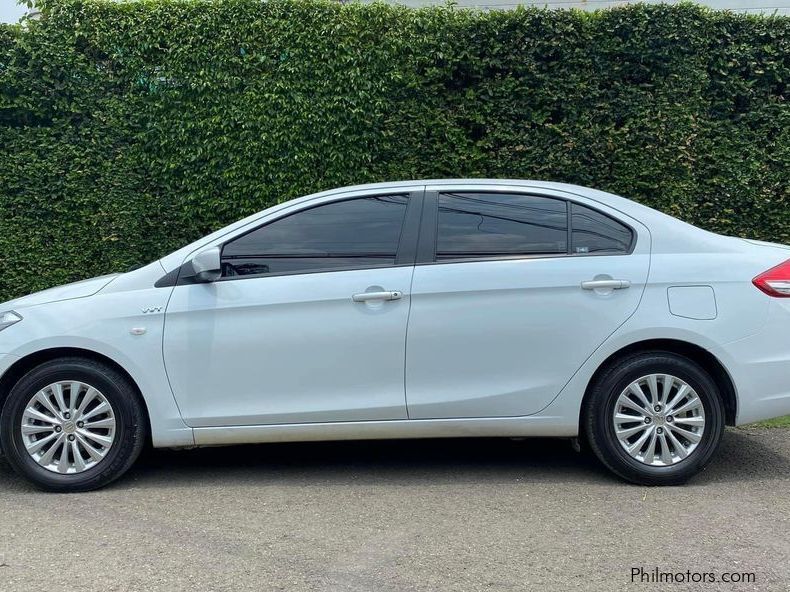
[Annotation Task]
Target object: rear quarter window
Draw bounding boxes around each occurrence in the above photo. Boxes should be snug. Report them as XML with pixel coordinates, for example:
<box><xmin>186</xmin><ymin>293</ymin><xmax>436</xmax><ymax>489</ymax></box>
<box><xmin>571</xmin><ymin>203</ymin><xmax>633</xmax><ymax>254</ymax></box>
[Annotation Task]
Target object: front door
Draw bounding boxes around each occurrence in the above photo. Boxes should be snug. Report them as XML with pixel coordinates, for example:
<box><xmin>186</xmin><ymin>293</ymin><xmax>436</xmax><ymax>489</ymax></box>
<box><xmin>163</xmin><ymin>192</ymin><xmax>421</xmax><ymax>427</ymax></box>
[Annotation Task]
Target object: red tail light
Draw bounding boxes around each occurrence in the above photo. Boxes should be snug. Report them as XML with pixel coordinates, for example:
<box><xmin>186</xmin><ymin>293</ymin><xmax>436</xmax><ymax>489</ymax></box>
<box><xmin>753</xmin><ymin>259</ymin><xmax>790</xmax><ymax>297</ymax></box>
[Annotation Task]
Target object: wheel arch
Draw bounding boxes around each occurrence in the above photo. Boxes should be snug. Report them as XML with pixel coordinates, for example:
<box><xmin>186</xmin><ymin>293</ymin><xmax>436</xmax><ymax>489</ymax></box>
<box><xmin>580</xmin><ymin>338</ymin><xmax>737</xmax><ymax>429</ymax></box>
<box><xmin>0</xmin><ymin>347</ymin><xmax>152</xmax><ymax>443</ymax></box>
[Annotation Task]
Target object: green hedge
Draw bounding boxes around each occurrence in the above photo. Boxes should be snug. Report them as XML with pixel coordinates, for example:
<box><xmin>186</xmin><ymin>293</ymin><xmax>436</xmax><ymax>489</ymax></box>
<box><xmin>1</xmin><ymin>0</ymin><xmax>788</xmax><ymax>301</ymax></box>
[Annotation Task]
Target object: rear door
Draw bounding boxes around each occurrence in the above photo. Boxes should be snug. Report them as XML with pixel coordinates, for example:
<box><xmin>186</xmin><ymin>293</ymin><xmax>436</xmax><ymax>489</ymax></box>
<box><xmin>405</xmin><ymin>187</ymin><xmax>650</xmax><ymax>419</ymax></box>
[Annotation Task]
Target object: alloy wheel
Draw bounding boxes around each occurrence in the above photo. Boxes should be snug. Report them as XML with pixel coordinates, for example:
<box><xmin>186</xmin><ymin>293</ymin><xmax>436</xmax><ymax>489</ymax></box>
<box><xmin>20</xmin><ymin>381</ymin><xmax>117</xmax><ymax>474</ymax></box>
<box><xmin>612</xmin><ymin>374</ymin><xmax>706</xmax><ymax>466</ymax></box>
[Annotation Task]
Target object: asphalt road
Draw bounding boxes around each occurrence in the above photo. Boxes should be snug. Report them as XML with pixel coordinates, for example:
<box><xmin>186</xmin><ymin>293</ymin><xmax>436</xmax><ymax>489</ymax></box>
<box><xmin>0</xmin><ymin>427</ymin><xmax>788</xmax><ymax>592</ymax></box>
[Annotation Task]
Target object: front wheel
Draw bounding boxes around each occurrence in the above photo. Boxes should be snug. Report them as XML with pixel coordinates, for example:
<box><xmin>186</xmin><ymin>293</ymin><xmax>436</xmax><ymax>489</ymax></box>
<box><xmin>584</xmin><ymin>352</ymin><xmax>725</xmax><ymax>486</ymax></box>
<box><xmin>0</xmin><ymin>357</ymin><xmax>146</xmax><ymax>492</ymax></box>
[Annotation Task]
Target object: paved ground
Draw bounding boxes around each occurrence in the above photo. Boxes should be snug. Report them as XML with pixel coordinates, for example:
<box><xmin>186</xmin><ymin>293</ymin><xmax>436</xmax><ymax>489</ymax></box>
<box><xmin>0</xmin><ymin>427</ymin><xmax>788</xmax><ymax>592</ymax></box>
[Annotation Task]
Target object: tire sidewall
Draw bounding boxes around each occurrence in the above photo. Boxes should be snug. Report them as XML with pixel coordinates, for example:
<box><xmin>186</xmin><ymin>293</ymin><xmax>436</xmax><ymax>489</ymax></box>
<box><xmin>591</xmin><ymin>354</ymin><xmax>725</xmax><ymax>484</ymax></box>
<box><xmin>0</xmin><ymin>360</ymin><xmax>143</xmax><ymax>491</ymax></box>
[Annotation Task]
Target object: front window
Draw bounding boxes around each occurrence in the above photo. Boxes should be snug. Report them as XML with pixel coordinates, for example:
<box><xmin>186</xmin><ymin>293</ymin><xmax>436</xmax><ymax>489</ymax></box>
<box><xmin>221</xmin><ymin>195</ymin><xmax>409</xmax><ymax>277</ymax></box>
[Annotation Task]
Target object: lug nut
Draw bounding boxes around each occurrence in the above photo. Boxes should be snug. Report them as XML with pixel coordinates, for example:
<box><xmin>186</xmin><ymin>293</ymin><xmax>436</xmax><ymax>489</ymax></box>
<box><xmin>77</xmin><ymin>421</ymin><xmax>84</xmax><ymax>428</ymax></box>
<box><xmin>644</xmin><ymin>417</ymin><xmax>652</xmax><ymax>424</ymax></box>
<box><xmin>666</xmin><ymin>416</ymin><xmax>674</xmax><ymax>423</ymax></box>
<box><xmin>54</xmin><ymin>426</ymin><xmax>62</xmax><ymax>433</ymax></box>
<box><xmin>656</xmin><ymin>427</ymin><xmax>664</xmax><ymax>435</ymax></box>
<box><xmin>63</xmin><ymin>412</ymin><xmax>71</xmax><ymax>420</ymax></box>
<box><xmin>67</xmin><ymin>434</ymin><xmax>75</xmax><ymax>441</ymax></box>
<box><xmin>653</xmin><ymin>405</ymin><xmax>662</xmax><ymax>412</ymax></box>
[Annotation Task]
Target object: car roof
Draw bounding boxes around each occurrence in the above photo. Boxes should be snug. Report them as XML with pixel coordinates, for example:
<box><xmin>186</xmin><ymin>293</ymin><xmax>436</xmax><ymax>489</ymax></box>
<box><xmin>310</xmin><ymin>178</ymin><xmax>652</xmax><ymax>215</ymax></box>
<box><xmin>309</xmin><ymin>178</ymin><xmax>678</xmax><ymax>227</ymax></box>
<box><xmin>157</xmin><ymin>179</ymin><xmax>730</xmax><ymax>272</ymax></box>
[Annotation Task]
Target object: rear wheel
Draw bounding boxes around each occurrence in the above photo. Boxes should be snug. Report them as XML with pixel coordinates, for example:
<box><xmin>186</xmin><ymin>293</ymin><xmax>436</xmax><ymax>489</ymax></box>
<box><xmin>0</xmin><ymin>358</ymin><xmax>146</xmax><ymax>492</ymax></box>
<box><xmin>584</xmin><ymin>352</ymin><xmax>725</xmax><ymax>485</ymax></box>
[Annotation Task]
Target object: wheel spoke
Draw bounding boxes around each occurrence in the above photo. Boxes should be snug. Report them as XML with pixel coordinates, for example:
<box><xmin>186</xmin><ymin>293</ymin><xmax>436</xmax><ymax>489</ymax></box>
<box><xmin>673</xmin><ymin>416</ymin><xmax>704</xmax><ymax>427</ymax></box>
<box><xmin>84</xmin><ymin>417</ymin><xmax>115</xmax><ymax>429</ymax></box>
<box><xmin>615</xmin><ymin>412</ymin><xmax>647</xmax><ymax>423</ymax></box>
<box><xmin>668</xmin><ymin>424</ymin><xmax>702</xmax><ymax>444</ymax></box>
<box><xmin>80</xmin><ymin>401</ymin><xmax>110</xmax><ymax>422</ymax></box>
<box><xmin>25</xmin><ymin>431</ymin><xmax>58</xmax><ymax>455</ymax></box>
<box><xmin>660</xmin><ymin>375</ymin><xmax>673</xmax><ymax>406</ymax></box>
<box><xmin>76</xmin><ymin>433</ymin><xmax>106</xmax><ymax>462</ymax></box>
<box><xmin>659</xmin><ymin>433</ymin><xmax>673</xmax><ymax>464</ymax></box>
<box><xmin>71</xmin><ymin>440</ymin><xmax>86</xmax><ymax>472</ymax></box>
<box><xmin>34</xmin><ymin>391</ymin><xmax>61</xmax><ymax>419</ymax></box>
<box><xmin>37</xmin><ymin>434</ymin><xmax>65</xmax><ymax>466</ymax></box>
<box><xmin>627</xmin><ymin>426</ymin><xmax>654</xmax><ymax>455</ymax></box>
<box><xmin>52</xmin><ymin>383</ymin><xmax>69</xmax><ymax>415</ymax></box>
<box><xmin>23</xmin><ymin>408</ymin><xmax>60</xmax><ymax>425</ymax></box>
<box><xmin>21</xmin><ymin>423</ymin><xmax>55</xmax><ymax>435</ymax></box>
<box><xmin>616</xmin><ymin>396</ymin><xmax>649</xmax><ymax>415</ymax></box>
<box><xmin>69</xmin><ymin>382</ymin><xmax>82</xmax><ymax>413</ymax></box>
<box><xmin>628</xmin><ymin>384</ymin><xmax>651</xmax><ymax>409</ymax></box>
<box><xmin>665</xmin><ymin>384</ymin><xmax>691</xmax><ymax>413</ymax></box>
<box><xmin>665</xmin><ymin>428</ymin><xmax>689</xmax><ymax>459</ymax></box>
<box><xmin>665</xmin><ymin>384</ymin><xmax>690</xmax><ymax>411</ymax></box>
<box><xmin>646</xmin><ymin>375</ymin><xmax>660</xmax><ymax>404</ymax></box>
<box><xmin>57</xmin><ymin>440</ymin><xmax>71</xmax><ymax>473</ymax></box>
<box><xmin>616</xmin><ymin>423</ymin><xmax>649</xmax><ymax>439</ymax></box>
<box><xmin>75</xmin><ymin>387</ymin><xmax>99</xmax><ymax>418</ymax></box>
<box><xmin>669</xmin><ymin>396</ymin><xmax>703</xmax><ymax>417</ymax></box>
<box><xmin>78</xmin><ymin>429</ymin><xmax>112</xmax><ymax>448</ymax></box>
<box><xmin>642</xmin><ymin>429</ymin><xmax>658</xmax><ymax>463</ymax></box>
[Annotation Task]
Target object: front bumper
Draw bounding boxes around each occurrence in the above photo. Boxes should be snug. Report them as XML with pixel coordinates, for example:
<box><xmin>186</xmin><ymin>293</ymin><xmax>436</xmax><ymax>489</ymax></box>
<box><xmin>0</xmin><ymin>353</ymin><xmax>19</xmax><ymax>382</ymax></box>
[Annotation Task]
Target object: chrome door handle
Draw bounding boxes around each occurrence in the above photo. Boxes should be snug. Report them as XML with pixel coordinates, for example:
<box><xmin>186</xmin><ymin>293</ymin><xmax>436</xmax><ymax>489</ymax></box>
<box><xmin>581</xmin><ymin>279</ymin><xmax>631</xmax><ymax>290</ymax></box>
<box><xmin>352</xmin><ymin>290</ymin><xmax>403</xmax><ymax>302</ymax></box>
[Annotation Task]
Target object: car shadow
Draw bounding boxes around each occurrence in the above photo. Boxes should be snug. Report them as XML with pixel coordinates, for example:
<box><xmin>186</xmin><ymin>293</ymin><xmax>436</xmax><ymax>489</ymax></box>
<box><xmin>694</xmin><ymin>427</ymin><xmax>790</xmax><ymax>484</ymax></box>
<box><xmin>0</xmin><ymin>427</ymin><xmax>786</xmax><ymax>493</ymax></box>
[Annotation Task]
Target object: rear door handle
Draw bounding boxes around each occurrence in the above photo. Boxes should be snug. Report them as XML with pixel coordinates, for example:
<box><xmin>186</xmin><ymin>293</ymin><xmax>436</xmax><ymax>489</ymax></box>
<box><xmin>581</xmin><ymin>279</ymin><xmax>631</xmax><ymax>290</ymax></box>
<box><xmin>352</xmin><ymin>290</ymin><xmax>403</xmax><ymax>302</ymax></box>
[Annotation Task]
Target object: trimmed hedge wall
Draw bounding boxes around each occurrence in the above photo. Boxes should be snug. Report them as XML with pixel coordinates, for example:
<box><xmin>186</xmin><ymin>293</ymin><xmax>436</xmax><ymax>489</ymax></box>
<box><xmin>1</xmin><ymin>0</ymin><xmax>789</xmax><ymax>301</ymax></box>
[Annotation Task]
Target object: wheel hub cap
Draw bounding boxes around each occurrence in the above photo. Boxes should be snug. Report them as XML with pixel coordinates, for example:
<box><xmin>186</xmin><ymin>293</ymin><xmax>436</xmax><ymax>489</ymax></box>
<box><xmin>20</xmin><ymin>381</ymin><xmax>117</xmax><ymax>474</ymax></box>
<box><xmin>613</xmin><ymin>374</ymin><xmax>706</xmax><ymax>467</ymax></box>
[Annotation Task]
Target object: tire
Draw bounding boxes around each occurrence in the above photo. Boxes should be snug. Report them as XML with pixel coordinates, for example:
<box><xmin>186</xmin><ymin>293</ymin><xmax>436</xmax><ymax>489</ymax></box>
<box><xmin>0</xmin><ymin>357</ymin><xmax>146</xmax><ymax>492</ymax></box>
<box><xmin>584</xmin><ymin>351</ymin><xmax>725</xmax><ymax>486</ymax></box>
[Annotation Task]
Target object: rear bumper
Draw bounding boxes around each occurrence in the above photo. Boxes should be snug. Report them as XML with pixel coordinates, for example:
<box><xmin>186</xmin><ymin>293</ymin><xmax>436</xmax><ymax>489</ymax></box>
<box><xmin>717</xmin><ymin>299</ymin><xmax>790</xmax><ymax>425</ymax></box>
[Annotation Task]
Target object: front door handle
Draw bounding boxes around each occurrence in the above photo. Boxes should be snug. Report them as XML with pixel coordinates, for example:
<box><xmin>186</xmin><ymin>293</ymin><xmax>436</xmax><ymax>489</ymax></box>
<box><xmin>581</xmin><ymin>279</ymin><xmax>631</xmax><ymax>290</ymax></box>
<box><xmin>352</xmin><ymin>290</ymin><xmax>403</xmax><ymax>302</ymax></box>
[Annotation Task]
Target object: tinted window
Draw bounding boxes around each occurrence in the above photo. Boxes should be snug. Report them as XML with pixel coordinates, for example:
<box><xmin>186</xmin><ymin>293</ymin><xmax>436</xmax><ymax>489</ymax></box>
<box><xmin>436</xmin><ymin>193</ymin><xmax>568</xmax><ymax>259</ymax></box>
<box><xmin>221</xmin><ymin>195</ymin><xmax>408</xmax><ymax>277</ymax></box>
<box><xmin>571</xmin><ymin>203</ymin><xmax>633</xmax><ymax>254</ymax></box>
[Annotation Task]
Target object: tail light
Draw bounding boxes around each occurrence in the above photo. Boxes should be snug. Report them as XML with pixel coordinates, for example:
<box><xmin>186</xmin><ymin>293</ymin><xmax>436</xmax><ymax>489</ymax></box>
<box><xmin>753</xmin><ymin>259</ymin><xmax>790</xmax><ymax>297</ymax></box>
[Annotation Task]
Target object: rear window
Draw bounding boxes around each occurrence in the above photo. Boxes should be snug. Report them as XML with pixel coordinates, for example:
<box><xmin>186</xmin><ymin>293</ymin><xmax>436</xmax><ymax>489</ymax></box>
<box><xmin>436</xmin><ymin>193</ymin><xmax>568</xmax><ymax>260</ymax></box>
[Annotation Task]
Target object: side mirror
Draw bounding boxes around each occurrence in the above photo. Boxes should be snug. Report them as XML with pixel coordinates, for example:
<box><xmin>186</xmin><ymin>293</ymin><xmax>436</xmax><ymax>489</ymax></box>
<box><xmin>190</xmin><ymin>247</ymin><xmax>222</xmax><ymax>283</ymax></box>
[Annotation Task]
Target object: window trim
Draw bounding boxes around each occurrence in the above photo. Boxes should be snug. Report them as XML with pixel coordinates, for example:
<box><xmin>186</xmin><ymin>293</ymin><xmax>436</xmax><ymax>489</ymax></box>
<box><xmin>417</xmin><ymin>190</ymin><xmax>636</xmax><ymax>266</ymax></box>
<box><xmin>209</xmin><ymin>190</ymin><xmax>424</xmax><ymax>283</ymax></box>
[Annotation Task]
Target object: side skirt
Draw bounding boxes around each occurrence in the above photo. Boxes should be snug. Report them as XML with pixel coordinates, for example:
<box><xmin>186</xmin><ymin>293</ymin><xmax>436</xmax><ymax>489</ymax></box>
<box><xmin>191</xmin><ymin>415</ymin><xmax>578</xmax><ymax>446</ymax></box>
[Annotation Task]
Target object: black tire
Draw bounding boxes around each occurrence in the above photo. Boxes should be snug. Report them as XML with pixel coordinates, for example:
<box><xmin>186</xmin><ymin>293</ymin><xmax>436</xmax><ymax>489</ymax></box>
<box><xmin>584</xmin><ymin>351</ymin><xmax>725</xmax><ymax>486</ymax></box>
<box><xmin>0</xmin><ymin>357</ymin><xmax>146</xmax><ymax>492</ymax></box>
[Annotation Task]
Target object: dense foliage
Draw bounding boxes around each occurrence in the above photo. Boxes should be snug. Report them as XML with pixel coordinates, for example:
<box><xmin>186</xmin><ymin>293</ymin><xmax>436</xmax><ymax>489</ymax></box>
<box><xmin>0</xmin><ymin>0</ymin><xmax>788</xmax><ymax>300</ymax></box>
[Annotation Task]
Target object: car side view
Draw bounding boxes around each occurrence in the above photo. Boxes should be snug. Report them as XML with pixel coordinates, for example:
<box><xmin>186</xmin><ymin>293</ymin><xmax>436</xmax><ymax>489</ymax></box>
<box><xmin>1</xmin><ymin>180</ymin><xmax>789</xmax><ymax>492</ymax></box>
